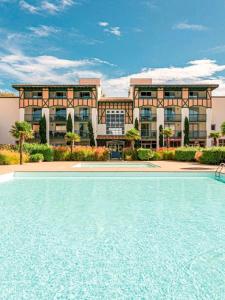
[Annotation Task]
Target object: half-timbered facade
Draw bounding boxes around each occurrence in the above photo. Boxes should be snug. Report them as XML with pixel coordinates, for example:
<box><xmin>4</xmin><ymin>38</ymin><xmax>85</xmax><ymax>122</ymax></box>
<box><xmin>0</xmin><ymin>78</ymin><xmax>221</xmax><ymax>151</ymax></box>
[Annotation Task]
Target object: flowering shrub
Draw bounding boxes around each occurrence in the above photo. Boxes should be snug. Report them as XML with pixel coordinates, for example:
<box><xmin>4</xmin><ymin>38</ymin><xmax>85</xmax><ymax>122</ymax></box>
<box><xmin>0</xmin><ymin>150</ymin><xmax>28</xmax><ymax>165</ymax></box>
<box><xmin>195</xmin><ymin>151</ymin><xmax>203</xmax><ymax>162</ymax></box>
<box><xmin>53</xmin><ymin>146</ymin><xmax>70</xmax><ymax>161</ymax></box>
<box><xmin>123</xmin><ymin>148</ymin><xmax>138</xmax><ymax>161</ymax></box>
<box><xmin>70</xmin><ymin>146</ymin><xmax>109</xmax><ymax>161</ymax></box>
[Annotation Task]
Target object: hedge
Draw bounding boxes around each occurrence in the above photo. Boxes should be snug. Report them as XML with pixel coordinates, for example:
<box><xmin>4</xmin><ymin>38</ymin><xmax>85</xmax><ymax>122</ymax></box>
<box><xmin>29</xmin><ymin>153</ymin><xmax>44</xmax><ymax>162</ymax></box>
<box><xmin>23</xmin><ymin>143</ymin><xmax>54</xmax><ymax>161</ymax></box>
<box><xmin>137</xmin><ymin>148</ymin><xmax>154</xmax><ymax>161</ymax></box>
<box><xmin>175</xmin><ymin>147</ymin><xmax>200</xmax><ymax>162</ymax></box>
<box><xmin>0</xmin><ymin>150</ymin><xmax>28</xmax><ymax>165</ymax></box>
<box><xmin>200</xmin><ymin>147</ymin><xmax>225</xmax><ymax>165</ymax></box>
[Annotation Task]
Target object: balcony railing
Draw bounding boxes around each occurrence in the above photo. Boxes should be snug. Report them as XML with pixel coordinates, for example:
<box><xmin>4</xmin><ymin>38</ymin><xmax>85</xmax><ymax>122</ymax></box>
<box><xmin>74</xmin><ymin>130</ymin><xmax>89</xmax><ymax>139</ymax></box>
<box><xmin>50</xmin><ymin>114</ymin><xmax>67</xmax><ymax>122</ymax></box>
<box><xmin>189</xmin><ymin>131</ymin><xmax>207</xmax><ymax>139</ymax></box>
<box><xmin>24</xmin><ymin>114</ymin><xmax>42</xmax><ymax>122</ymax></box>
<box><xmin>189</xmin><ymin>114</ymin><xmax>206</xmax><ymax>122</ymax></box>
<box><xmin>141</xmin><ymin>130</ymin><xmax>157</xmax><ymax>139</ymax></box>
<box><xmin>74</xmin><ymin>115</ymin><xmax>90</xmax><ymax>122</ymax></box>
<box><xmin>166</xmin><ymin>131</ymin><xmax>182</xmax><ymax>139</ymax></box>
<box><xmin>50</xmin><ymin>131</ymin><xmax>66</xmax><ymax>139</ymax></box>
<box><xmin>140</xmin><ymin>114</ymin><xmax>157</xmax><ymax>122</ymax></box>
<box><xmin>164</xmin><ymin>114</ymin><xmax>182</xmax><ymax>122</ymax></box>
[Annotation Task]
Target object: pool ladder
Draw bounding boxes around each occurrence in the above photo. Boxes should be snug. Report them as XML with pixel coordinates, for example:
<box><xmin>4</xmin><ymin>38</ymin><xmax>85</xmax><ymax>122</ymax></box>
<box><xmin>215</xmin><ymin>163</ymin><xmax>225</xmax><ymax>179</ymax></box>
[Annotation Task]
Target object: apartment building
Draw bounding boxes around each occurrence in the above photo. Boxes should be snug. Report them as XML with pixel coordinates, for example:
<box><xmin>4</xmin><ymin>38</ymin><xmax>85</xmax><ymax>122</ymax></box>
<box><xmin>0</xmin><ymin>78</ymin><xmax>224</xmax><ymax>152</ymax></box>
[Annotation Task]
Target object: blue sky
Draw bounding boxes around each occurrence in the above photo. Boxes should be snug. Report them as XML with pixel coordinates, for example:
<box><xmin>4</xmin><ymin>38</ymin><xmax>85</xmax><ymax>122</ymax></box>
<box><xmin>1</xmin><ymin>0</ymin><xmax>225</xmax><ymax>95</ymax></box>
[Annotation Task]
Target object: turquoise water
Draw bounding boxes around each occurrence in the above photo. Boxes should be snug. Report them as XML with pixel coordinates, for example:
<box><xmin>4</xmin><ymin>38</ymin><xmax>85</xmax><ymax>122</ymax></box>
<box><xmin>0</xmin><ymin>172</ymin><xmax>225</xmax><ymax>299</ymax></box>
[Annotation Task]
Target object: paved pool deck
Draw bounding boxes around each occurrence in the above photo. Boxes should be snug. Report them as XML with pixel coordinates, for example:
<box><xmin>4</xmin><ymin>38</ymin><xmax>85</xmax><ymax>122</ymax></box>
<box><xmin>0</xmin><ymin>161</ymin><xmax>218</xmax><ymax>175</ymax></box>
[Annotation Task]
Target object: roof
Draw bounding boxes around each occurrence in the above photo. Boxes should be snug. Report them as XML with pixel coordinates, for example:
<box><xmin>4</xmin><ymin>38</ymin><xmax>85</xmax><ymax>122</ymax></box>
<box><xmin>132</xmin><ymin>84</ymin><xmax>219</xmax><ymax>90</ymax></box>
<box><xmin>12</xmin><ymin>84</ymin><xmax>99</xmax><ymax>90</ymax></box>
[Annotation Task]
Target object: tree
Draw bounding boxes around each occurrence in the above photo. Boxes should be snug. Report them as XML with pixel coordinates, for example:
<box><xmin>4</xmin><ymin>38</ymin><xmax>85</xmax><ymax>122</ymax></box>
<box><xmin>163</xmin><ymin>127</ymin><xmax>173</xmax><ymax>149</ymax></box>
<box><xmin>184</xmin><ymin>117</ymin><xmax>189</xmax><ymax>146</ymax></box>
<box><xmin>134</xmin><ymin>118</ymin><xmax>141</xmax><ymax>148</ymax></box>
<box><xmin>66</xmin><ymin>113</ymin><xmax>73</xmax><ymax>133</ymax></box>
<box><xmin>159</xmin><ymin>125</ymin><xmax>164</xmax><ymax>148</ymax></box>
<box><xmin>209</xmin><ymin>131</ymin><xmax>221</xmax><ymax>146</ymax></box>
<box><xmin>88</xmin><ymin>121</ymin><xmax>95</xmax><ymax>146</ymax></box>
<box><xmin>221</xmin><ymin>122</ymin><xmax>225</xmax><ymax>136</ymax></box>
<box><xmin>125</xmin><ymin>128</ymin><xmax>141</xmax><ymax>150</ymax></box>
<box><xmin>65</xmin><ymin>132</ymin><xmax>80</xmax><ymax>155</ymax></box>
<box><xmin>10</xmin><ymin>121</ymin><xmax>33</xmax><ymax>165</ymax></box>
<box><xmin>39</xmin><ymin>115</ymin><xmax>47</xmax><ymax>144</ymax></box>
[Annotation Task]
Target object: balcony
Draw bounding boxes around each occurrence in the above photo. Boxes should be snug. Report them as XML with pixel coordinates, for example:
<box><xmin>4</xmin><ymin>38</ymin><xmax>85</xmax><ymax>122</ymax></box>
<box><xmin>189</xmin><ymin>114</ymin><xmax>206</xmax><ymax>122</ymax></box>
<box><xmin>164</xmin><ymin>114</ymin><xmax>181</xmax><ymax>122</ymax></box>
<box><xmin>74</xmin><ymin>130</ymin><xmax>89</xmax><ymax>139</ymax></box>
<box><xmin>189</xmin><ymin>131</ymin><xmax>207</xmax><ymax>139</ymax></box>
<box><xmin>50</xmin><ymin>114</ymin><xmax>67</xmax><ymax>122</ymax></box>
<box><xmin>50</xmin><ymin>131</ymin><xmax>66</xmax><ymax>140</ymax></box>
<box><xmin>24</xmin><ymin>114</ymin><xmax>42</xmax><ymax>122</ymax></box>
<box><xmin>74</xmin><ymin>114</ymin><xmax>90</xmax><ymax>122</ymax></box>
<box><xmin>140</xmin><ymin>114</ymin><xmax>157</xmax><ymax>122</ymax></box>
<box><xmin>141</xmin><ymin>130</ymin><xmax>157</xmax><ymax>139</ymax></box>
<box><xmin>167</xmin><ymin>131</ymin><xmax>182</xmax><ymax>139</ymax></box>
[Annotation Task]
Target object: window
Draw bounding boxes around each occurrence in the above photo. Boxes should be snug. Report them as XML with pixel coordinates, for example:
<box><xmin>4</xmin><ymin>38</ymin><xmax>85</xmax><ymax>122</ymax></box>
<box><xmin>140</xmin><ymin>91</ymin><xmax>152</xmax><ymax>98</ymax></box>
<box><xmin>24</xmin><ymin>90</ymin><xmax>42</xmax><ymax>98</ymax></box>
<box><xmin>32</xmin><ymin>108</ymin><xmax>42</xmax><ymax>121</ymax></box>
<box><xmin>106</xmin><ymin>110</ymin><xmax>125</xmax><ymax>135</ymax></box>
<box><xmin>189</xmin><ymin>90</ymin><xmax>207</xmax><ymax>99</ymax></box>
<box><xmin>49</xmin><ymin>90</ymin><xmax>67</xmax><ymax>98</ymax></box>
<box><xmin>80</xmin><ymin>91</ymin><xmax>91</xmax><ymax>99</ymax></box>
<box><xmin>55</xmin><ymin>108</ymin><xmax>66</xmax><ymax>121</ymax></box>
<box><xmin>164</xmin><ymin>91</ymin><xmax>182</xmax><ymax>98</ymax></box>
<box><xmin>211</xmin><ymin>124</ymin><xmax>216</xmax><ymax>131</ymax></box>
<box><xmin>141</xmin><ymin>108</ymin><xmax>152</xmax><ymax>121</ymax></box>
<box><xmin>79</xmin><ymin>108</ymin><xmax>89</xmax><ymax>121</ymax></box>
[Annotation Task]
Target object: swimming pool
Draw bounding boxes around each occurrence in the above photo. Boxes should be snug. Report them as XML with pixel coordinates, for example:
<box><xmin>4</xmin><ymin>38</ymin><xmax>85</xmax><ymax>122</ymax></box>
<box><xmin>0</xmin><ymin>172</ymin><xmax>225</xmax><ymax>299</ymax></box>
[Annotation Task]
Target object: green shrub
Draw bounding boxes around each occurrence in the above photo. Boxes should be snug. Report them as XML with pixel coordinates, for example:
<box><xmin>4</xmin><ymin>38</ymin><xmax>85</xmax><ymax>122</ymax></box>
<box><xmin>137</xmin><ymin>148</ymin><xmax>154</xmax><ymax>161</ymax></box>
<box><xmin>162</xmin><ymin>150</ymin><xmax>175</xmax><ymax>160</ymax></box>
<box><xmin>200</xmin><ymin>147</ymin><xmax>225</xmax><ymax>165</ymax></box>
<box><xmin>53</xmin><ymin>146</ymin><xmax>70</xmax><ymax>161</ymax></box>
<box><xmin>0</xmin><ymin>150</ymin><xmax>28</xmax><ymax>165</ymax></box>
<box><xmin>175</xmin><ymin>147</ymin><xmax>200</xmax><ymax>162</ymax></box>
<box><xmin>152</xmin><ymin>151</ymin><xmax>162</xmax><ymax>160</ymax></box>
<box><xmin>29</xmin><ymin>153</ymin><xmax>44</xmax><ymax>162</ymax></box>
<box><xmin>23</xmin><ymin>143</ymin><xmax>53</xmax><ymax>161</ymax></box>
<box><xmin>123</xmin><ymin>148</ymin><xmax>138</xmax><ymax>161</ymax></box>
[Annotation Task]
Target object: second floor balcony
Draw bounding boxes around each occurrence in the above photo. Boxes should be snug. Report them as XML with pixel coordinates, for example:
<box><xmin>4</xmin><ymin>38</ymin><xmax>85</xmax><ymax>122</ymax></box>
<box><xmin>140</xmin><ymin>114</ymin><xmax>157</xmax><ymax>122</ymax></box>
<box><xmin>74</xmin><ymin>130</ymin><xmax>89</xmax><ymax>139</ymax></box>
<box><xmin>50</xmin><ymin>114</ymin><xmax>67</xmax><ymax>122</ymax></box>
<box><xmin>25</xmin><ymin>114</ymin><xmax>42</xmax><ymax>122</ymax></box>
<box><xmin>189</xmin><ymin>114</ymin><xmax>206</xmax><ymax>122</ymax></box>
<box><xmin>189</xmin><ymin>131</ymin><xmax>207</xmax><ymax>139</ymax></box>
<box><xmin>141</xmin><ymin>130</ymin><xmax>157</xmax><ymax>139</ymax></box>
<box><xmin>74</xmin><ymin>114</ymin><xmax>91</xmax><ymax>122</ymax></box>
<box><xmin>164</xmin><ymin>114</ymin><xmax>181</xmax><ymax>122</ymax></box>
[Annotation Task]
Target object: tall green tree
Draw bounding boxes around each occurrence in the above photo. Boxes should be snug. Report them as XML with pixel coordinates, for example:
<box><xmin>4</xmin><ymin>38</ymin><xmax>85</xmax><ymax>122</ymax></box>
<box><xmin>125</xmin><ymin>128</ymin><xmax>141</xmax><ymax>150</ymax></box>
<box><xmin>134</xmin><ymin>117</ymin><xmax>141</xmax><ymax>148</ymax></box>
<box><xmin>163</xmin><ymin>127</ymin><xmax>173</xmax><ymax>149</ymax></box>
<box><xmin>65</xmin><ymin>132</ymin><xmax>80</xmax><ymax>155</ymax></box>
<box><xmin>159</xmin><ymin>125</ymin><xmax>164</xmax><ymax>148</ymax></box>
<box><xmin>39</xmin><ymin>115</ymin><xmax>47</xmax><ymax>144</ymax></box>
<box><xmin>209</xmin><ymin>131</ymin><xmax>221</xmax><ymax>146</ymax></box>
<box><xmin>184</xmin><ymin>117</ymin><xmax>189</xmax><ymax>146</ymax></box>
<box><xmin>88</xmin><ymin>121</ymin><xmax>95</xmax><ymax>146</ymax></box>
<box><xmin>221</xmin><ymin>121</ymin><xmax>225</xmax><ymax>136</ymax></box>
<box><xmin>66</xmin><ymin>113</ymin><xmax>73</xmax><ymax>133</ymax></box>
<box><xmin>10</xmin><ymin>121</ymin><xmax>33</xmax><ymax>165</ymax></box>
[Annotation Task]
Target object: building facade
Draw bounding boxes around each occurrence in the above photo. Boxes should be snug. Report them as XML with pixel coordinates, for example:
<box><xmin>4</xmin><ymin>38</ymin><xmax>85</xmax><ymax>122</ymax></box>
<box><xmin>0</xmin><ymin>78</ymin><xmax>224</xmax><ymax>151</ymax></box>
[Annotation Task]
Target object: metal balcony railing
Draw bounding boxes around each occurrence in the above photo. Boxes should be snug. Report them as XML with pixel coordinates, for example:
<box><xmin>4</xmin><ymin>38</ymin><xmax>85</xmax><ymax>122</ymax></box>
<box><xmin>74</xmin><ymin>130</ymin><xmax>89</xmax><ymax>139</ymax></box>
<box><xmin>50</xmin><ymin>114</ymin><xmax>67</xmax><ymax>122</ymax></box>
<box><xmin>164</xmin><ymin>114</ymin><xmax>182</xmax><ymax>122</ymax></box>
<box><xmin>189</xmin><ymin>131</ymin><xmax>207</xmax><ymax>139</ymax></box>
<box><xmin>24</xmin><ymin>114</ymin><xmax>42</xmax><ymax>122</ymax></box>
<box><xmin>49</xmin><ymin>132</ymin><xmax>66</xmax><ymax>139</ymax></box>
<box><xmin>74</xmin><ymin>115</ymin><xmax>90</xmax><ymax>122</ymax></box>
<box><xmin>140</xmin><ymin>114</ymin><xmax>157</xmax><ymax>122</ymax></box>
<box><xmin>189</xmin><ymin>114</ymin><xmax>206</xmax><ymax>122</ymax></box>
<box><xmin>141</xmin><ymin>130</ymin><xmax>157</xmax><ymax>139</ymax></box>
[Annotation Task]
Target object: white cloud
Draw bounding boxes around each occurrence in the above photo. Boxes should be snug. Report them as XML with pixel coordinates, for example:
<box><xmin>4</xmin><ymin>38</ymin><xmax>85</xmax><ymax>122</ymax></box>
<box><xmin>28</xmin><ymin>25</ymin><xmax>60</xmax><ymax>37</ymax></box>
<box><xmin>98</xmin><ymin>22</ymin><xmax>109</xmax><ymax>27</ymax></box>
<box><xmin>19</xmin><ymin>0</ymin><xmax>75</xmax><ymax>14</ymax></box>
<box><xmin>104</xmin><ymin>26</ymin><xmax>121</xmax><ymax>37</ymax></box>
<box><xmin>173</xmin><ymin>21</ymin><xmax>208</xmax><ymax>31</ymax></box>
<box><xmin>102</xmin><ymin>59</ymin><xmax>225</xmax><ymax>96</ymax></box>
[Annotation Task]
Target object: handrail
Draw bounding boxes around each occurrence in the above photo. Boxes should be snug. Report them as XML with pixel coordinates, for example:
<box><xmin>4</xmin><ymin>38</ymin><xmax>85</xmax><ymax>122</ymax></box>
<box><xmin>215</xmin><ymin>163</ymin><xmax>225</xmax><ymax>179</ymax></box>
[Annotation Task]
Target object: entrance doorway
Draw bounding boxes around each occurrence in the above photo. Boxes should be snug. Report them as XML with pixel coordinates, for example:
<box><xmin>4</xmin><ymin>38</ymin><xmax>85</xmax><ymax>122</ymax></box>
<box><xmin>107</xmin><ymin>141</ymin><xmax>124</xmax><ymax>160</ymax></box>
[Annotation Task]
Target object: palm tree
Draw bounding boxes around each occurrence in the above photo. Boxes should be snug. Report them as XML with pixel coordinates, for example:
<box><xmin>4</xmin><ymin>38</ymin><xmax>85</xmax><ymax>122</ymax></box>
<box><xmin>221</xmin><ymin>121</ymin><xmax>225</xmax><ymax>136</ymax></box>
<box><xmin>10</xmin><ymin>121</ymin><xmax>33</xmax><ymax>165</ymax></box>
<box><xmin>163</xmin><ymin>127</ymin><xmax>173</xmax><ymax>149</ymax></box>
<box><xmin>125</xmin><ymin>128</ymin><xmax>141</xmax><ymax>150</ymax></box>
<box><xmin>209</xmin><ymin>131</ymin><xmax>221</xmax><ymax>146</ymax></box>
<box><xmin>65</xmin><ymin>132</ymin><xmax>80</xmax><ymax>154</ymax></box>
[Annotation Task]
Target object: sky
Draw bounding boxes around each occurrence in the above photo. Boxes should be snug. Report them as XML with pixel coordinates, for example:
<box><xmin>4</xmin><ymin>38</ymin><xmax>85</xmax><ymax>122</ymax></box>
<box><xmin>1</xmin><ymin>0</ymin><xmax>225</xmax><ymax>96</ymax></box>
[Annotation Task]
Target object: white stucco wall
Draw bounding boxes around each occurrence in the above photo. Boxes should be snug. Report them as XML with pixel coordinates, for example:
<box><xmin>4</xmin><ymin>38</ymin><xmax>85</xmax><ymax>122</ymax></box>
<box><xmin>0</xmin><ymin>97</ymin><xmax>19</xmax><ymax>144</ymax></box>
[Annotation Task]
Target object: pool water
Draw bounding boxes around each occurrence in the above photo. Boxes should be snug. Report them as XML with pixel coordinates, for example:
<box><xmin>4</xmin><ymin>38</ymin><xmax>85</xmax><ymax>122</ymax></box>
<box><xmin>0</xmin><ymin>172</ymin><xmax>225</xmax><ymax>299</ymax></box>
